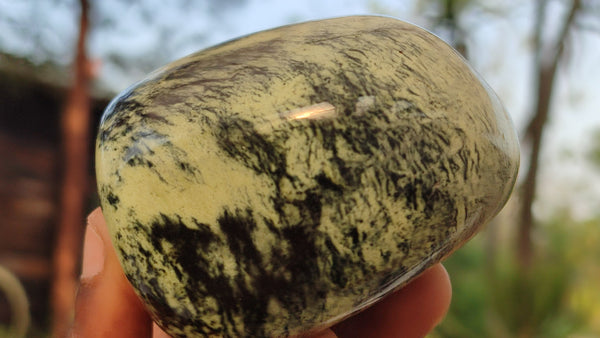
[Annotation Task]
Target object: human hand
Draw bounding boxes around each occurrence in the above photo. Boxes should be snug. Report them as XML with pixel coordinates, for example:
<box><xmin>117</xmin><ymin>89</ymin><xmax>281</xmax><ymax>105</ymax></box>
<box><xmin>70</xmin><ymin>208</ymin><xmax>451</xmax><ymax>337</ymax></box>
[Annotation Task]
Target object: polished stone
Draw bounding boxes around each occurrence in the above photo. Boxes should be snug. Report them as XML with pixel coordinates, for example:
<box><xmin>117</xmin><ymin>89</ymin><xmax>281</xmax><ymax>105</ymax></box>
<box><xmin>96</xmin><ymin>16</ymin><xmax>519</xmax><ymax>337</ymax></box>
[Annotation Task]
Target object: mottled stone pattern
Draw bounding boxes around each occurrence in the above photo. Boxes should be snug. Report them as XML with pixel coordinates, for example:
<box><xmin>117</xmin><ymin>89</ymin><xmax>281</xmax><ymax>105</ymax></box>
<box><xmin>96</xmin><ymin>16</ymin><xmax>519</xmax><ymax>337</ymax></box>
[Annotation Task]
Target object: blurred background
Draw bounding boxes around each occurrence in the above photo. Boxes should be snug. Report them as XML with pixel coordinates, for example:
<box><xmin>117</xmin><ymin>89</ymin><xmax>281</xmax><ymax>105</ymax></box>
<box><xmin>0</xmin><ymin>0</ymin><xmax>598</xmax><ymax>337</ymax></box>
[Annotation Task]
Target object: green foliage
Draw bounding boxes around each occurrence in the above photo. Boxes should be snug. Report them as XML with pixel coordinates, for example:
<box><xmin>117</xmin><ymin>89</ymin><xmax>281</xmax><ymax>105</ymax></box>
<box><xmin>489</xmin><ymin>224</ymin><xmax>580</xmax><ymax>338</ymax></box>
<box><xmin>431</xmin><ymin>238</ymin><xmax>490</xmax><ymax>337</ymax></box>
<box><xmin>432</xmin><ymin>212</ymin><xmax>600</xmax><ymax>337</ymax></box>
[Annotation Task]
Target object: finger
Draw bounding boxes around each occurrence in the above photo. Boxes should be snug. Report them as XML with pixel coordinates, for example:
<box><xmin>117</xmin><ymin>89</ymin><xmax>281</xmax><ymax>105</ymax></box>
<box><xmin>70</xmin><ymin>207</ymin><xmax>153</xmax><ymax>338</ymax></box>
<box><xmin>153</xmin><ymin>322</ymin><xmax>172</xmax><ymax>338</ymax></box>
<box><xmin>331</xmin><ymin>263</ymin><xmax>451</xmax><ymax>338</ymax></box>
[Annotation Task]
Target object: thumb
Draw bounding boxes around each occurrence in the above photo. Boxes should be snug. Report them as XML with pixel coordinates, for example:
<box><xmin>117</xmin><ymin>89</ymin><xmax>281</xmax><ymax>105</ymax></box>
<box><xmin>70</xmin><ymin>207</ymin><xmax>152</xmax><ymax>337</ymax></box>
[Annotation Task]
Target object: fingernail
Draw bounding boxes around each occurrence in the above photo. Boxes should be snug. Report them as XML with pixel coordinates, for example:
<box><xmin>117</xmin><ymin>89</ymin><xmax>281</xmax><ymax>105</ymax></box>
<box><xmin>81</xmin><ymin>224</ymin><xmax>105</xmax><ymax>280</ymax></box>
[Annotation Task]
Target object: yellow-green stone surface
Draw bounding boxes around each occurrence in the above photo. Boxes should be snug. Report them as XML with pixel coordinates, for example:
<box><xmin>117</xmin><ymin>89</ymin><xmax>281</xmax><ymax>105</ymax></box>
<box><xmin>96</xmin><ymin>16</ymin><xmax>519</xmax><ymax>338</ymax></box>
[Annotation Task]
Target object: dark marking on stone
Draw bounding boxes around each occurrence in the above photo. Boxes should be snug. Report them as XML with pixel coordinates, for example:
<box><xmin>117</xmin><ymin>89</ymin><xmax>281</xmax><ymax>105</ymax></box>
<box><xmin>178</xmin><ymin>161</ymin><xmax>191</xmax><ymax>172</ymax></box>
<box><xmin>140</xmin><ymin>112</ymin><xmax>172</xmax><ymax>125</ymax></box>
<box><xmin>381</xmin><ymin>250</ymin><xmax>391</xmax><ymax>264</ymax></box>
<box><xmin>106</xmin><ymin>192</ymin><xmax>120</xmax><ymax>209</ymax></box>
<box><xmin>348</xmin><ymin>227</ymin><xmax>360</xmax><ymax>247</ymax></box>
<box><xmin>324</xmin><ymin>238</ymin><xmax>348</xmax><ymax>288</ymax></box>
<box><xmin>216</xmin><ymin>116</ymin><xmax>287</xmax><ymax>178</ymax></box>
<box><xmin>397</xmin><ymin>241</ymin><xmax>410</xmax><ymax>255</ymax></box>
<box><xmin>143</xmin><ymin>214</ymin><xmax>235</xmax><ymax>337</ymax></box>
<box><xmin>315</xmin><ymin>172</ymin><xmax>343</xmax><ymax>193</ymax></box>
<box><xmin>127</xmin><ymin>209</ymin><xmax>331</xmax><ymax>337</ymax></box>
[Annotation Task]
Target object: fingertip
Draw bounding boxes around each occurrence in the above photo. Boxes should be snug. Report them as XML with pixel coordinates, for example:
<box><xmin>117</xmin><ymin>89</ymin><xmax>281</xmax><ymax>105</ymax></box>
<box><xmin>87</xmin><ymin>207</ymin><xmax>110</xmax><ymax>247</ymax></box>
<box><xmin>80</xmin><ymin>220</ymin><xmax>104</xmax><ymax>281</ymax></box>
<box><xmin>309</xmin><ymin>328</ymin><xmax>337</xmax><ymax>338</ymax></box>
<box><xmin>71</xmin><ymin>207</ymin><xmax>153</xmax><ymax>337</ymax></box>
<box><xmin>153</xmin><ymin>323</ymin><xmax>172</xmax><ymax>338</ymax></box>
<box><xmin>401</xmin><ymin>263</ymin><xmax>452</xmax><ymax>333</ymax></box>
<box><xmin>423</xmin><ymin>264</ymin><xmax>452</xmax><ymax>328</ymax></box>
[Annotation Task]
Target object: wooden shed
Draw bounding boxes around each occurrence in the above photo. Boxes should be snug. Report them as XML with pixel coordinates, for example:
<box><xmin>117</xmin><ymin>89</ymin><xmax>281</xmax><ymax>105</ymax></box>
<box><xmin>0</xmin><ymin>52</ymin><xmax>110</xmax><ymax>334</ymax></box>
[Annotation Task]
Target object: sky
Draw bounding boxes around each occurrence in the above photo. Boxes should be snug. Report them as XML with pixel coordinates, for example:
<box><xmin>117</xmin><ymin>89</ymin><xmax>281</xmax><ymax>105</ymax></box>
<box><xmin>0</xmin><ymin>0</ymin><xmax>599</xmax><ymax>219</ymax></box>
<box><xmin>85</xmin><ymin>0</ymin><xmax>421</xmax><ymax>91</ymax></box>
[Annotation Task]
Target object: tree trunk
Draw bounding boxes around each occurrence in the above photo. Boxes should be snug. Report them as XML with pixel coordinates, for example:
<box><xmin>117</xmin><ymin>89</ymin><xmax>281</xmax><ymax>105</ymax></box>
<box><xmin>515</xmin><ymin>4</ymin><xmax>579</xmax><ymax>335</ymax></box>
<box><xmin>50</xmin><ymin>0</ymin><xmax>91</xmax><ymax>336</ymax></box>
<box><xmin>517</xmin><ymin>0</ymin><xmax>580</xmax><ymax>270</ymax></box>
